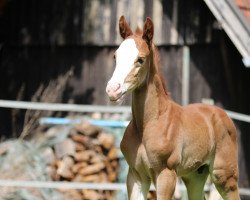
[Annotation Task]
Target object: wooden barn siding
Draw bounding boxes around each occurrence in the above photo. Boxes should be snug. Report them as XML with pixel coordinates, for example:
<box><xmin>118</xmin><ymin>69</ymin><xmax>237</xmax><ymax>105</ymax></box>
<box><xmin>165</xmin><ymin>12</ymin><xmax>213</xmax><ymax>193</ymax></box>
<box><xmin>0</xmin><ymin>45</ymin><xmax>182</xmax><ymax>104</ymax></box>
<box><xmin>1</xmin><ymin>0</ymin><xmax>217</xmax><ymax>46</ymax></box>
<box><xmin>1</xmin><ymin>45</ymin><xmax>230</xmax><ymax>108</ymax></box>
<box><xmin>1</xmin><ymin>0</ymin><xmax>250</xmax><ymax>189</ymax></box>
<box><xmin>189</xmin><ymin>44</ymin><xmax>231</xmax><ymax>107</ymax></box>
<box><xmin>0</xmin><ymin>43</ymin><xmax>244</xmax><ymax>120</ymax></box>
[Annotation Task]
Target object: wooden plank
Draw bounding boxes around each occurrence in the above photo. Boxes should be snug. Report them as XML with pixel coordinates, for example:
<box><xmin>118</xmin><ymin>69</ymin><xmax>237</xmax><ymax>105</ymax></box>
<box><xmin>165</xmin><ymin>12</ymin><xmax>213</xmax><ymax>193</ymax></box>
<box><xmin>170</xmin><ymin>0</ymin><xmax>179</xmax><ymax>44</ymax></box>
<box><xmin>159</xmin><ymin>46</ymin><xmax>183</xmax><ymax>104</ymax></box>
<box><xmin>153</xmin><ymin>0</ymin><xmax>163</xmax><ymax>44</ymax></box>
<box><xmin>129</xmin><ymin>0</ymin><xmax>144</xmax><ymax>30</ymax></box>
<box><xmin>1</xmin><ymin>0</ymin><xmax>217</xmax><ymax>45</ymax></box>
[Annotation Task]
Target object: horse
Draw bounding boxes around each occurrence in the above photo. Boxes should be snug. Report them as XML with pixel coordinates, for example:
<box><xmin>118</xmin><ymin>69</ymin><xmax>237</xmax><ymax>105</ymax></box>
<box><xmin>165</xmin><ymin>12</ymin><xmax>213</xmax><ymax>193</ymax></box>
<box><xmin>106</xmin><ymin>16</ymin><xmax>239</xmax><ymax>200</ymax></box>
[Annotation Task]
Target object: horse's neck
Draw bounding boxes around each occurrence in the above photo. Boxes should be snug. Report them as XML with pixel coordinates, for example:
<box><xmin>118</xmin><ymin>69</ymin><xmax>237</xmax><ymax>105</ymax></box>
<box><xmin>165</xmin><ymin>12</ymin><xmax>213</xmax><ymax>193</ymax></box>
<box><xmin>131</xmin><ymin>51</ymin><xmax>170</xmax><ymax>135</ymax></box>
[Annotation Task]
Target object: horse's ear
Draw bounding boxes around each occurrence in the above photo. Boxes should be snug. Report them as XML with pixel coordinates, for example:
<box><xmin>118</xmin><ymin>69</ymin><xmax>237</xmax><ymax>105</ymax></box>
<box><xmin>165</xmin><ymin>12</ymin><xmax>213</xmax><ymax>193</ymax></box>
<box><xmin>119</xmin><ymin>16</ymin><xmax>133</xmax><ymax>39</ymax></box>
<box><xmin>142</xmin><ymin>17</ymin><xmax>154</xmax><ymax>46</ymax></box>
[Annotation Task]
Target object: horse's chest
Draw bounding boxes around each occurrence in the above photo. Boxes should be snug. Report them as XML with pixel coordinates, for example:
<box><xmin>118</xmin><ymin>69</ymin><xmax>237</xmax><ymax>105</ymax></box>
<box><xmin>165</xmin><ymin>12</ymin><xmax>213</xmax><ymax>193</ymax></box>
<box><xmin>121</xmin><ymin>141</ymin><xmax>148</xmax><ymax>175</ymax></box>
<box><xmin>122</xmin><ymin>142</ymin><xmax>147</xmax><ymax>166</ymax></box>
<box><xmin>121</xmin><ymin>140</ymin><xmax>163</xmax><ymax>178</ymax></box>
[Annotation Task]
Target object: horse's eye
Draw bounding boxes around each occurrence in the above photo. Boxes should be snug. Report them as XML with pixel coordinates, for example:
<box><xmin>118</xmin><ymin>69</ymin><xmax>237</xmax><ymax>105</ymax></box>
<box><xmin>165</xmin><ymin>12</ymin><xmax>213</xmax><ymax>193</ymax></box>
<box><xmin>113</xmin><ymin>54</ymin><xmax>116</xmax><ymax>60</ymax></box>
<box><xmin>137</xmin><ymin>58</ymin><xmax>144</xmax><ymax>64</ymax></box>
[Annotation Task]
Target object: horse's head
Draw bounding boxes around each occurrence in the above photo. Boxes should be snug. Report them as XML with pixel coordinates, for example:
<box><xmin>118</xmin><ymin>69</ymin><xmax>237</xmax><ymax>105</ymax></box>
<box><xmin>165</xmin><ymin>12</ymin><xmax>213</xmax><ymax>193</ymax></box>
<box><xmin>106</xmin><ymin>16</ymin><xmax>154</xmax><ymax>104</ymax></box>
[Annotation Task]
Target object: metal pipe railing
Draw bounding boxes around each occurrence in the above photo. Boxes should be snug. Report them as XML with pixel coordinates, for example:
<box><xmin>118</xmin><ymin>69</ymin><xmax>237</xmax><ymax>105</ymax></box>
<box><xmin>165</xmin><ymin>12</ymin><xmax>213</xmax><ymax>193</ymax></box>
<box><xmin>0</xmin><ymin>180</ymin><xmax>249</xmax><ymax>196</ymax></box>
<box><xmin>0</xmin><ymin>100</ymin><xmax>249</xmax><ymax>123</ymax></box>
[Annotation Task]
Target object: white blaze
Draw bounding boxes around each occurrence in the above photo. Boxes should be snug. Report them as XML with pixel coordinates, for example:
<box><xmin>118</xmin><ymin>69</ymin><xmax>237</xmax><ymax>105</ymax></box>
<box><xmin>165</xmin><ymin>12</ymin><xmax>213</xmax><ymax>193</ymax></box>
<box><xmin>109</xmin><ymin>39</ymin><xmax>139</xmax><ymax>87</ymax></box>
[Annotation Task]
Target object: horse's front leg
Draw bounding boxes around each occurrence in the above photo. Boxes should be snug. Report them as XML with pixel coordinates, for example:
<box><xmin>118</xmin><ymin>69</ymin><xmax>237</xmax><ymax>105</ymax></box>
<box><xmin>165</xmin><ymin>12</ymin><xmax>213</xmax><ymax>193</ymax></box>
<box><xmin>156</xmin><ymin>168</ymin><xmax>177</xmax><ymax>200</ymax></box>
<box><xmin>127</xmin><ymin>167</ymin><xmax>151</xmax><ymax>200</ymax></box>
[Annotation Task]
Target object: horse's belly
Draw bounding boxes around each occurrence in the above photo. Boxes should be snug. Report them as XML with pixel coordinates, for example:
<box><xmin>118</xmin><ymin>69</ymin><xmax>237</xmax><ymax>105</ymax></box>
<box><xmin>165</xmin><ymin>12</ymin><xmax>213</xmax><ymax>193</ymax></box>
<box><xmin>176</xmin><ymin>159</ymin><xmax>207</xmax><ymax>176</ymax></box>
<box><xmin>176</xmin><ymin>116</ymin><xmax>215</xmax><ymax>176</ymax></box>
<box><xmin>176</xmin><ymin>147</ymin><xmax>212</xmax><ymax>176</ymax></box>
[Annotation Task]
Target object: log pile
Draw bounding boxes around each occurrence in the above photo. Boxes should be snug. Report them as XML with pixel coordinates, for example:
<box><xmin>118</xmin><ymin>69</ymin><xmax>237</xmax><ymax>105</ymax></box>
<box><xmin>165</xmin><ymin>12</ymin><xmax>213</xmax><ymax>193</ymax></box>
<box><xmin>46</xmin><ymin>121</ymin><xmax>120</xmax><ymax>200</ymax></box>
<box><xmin>0</xmin><ymin>119</ymin><xmax>158</xmax><ymax>199</ymax></box>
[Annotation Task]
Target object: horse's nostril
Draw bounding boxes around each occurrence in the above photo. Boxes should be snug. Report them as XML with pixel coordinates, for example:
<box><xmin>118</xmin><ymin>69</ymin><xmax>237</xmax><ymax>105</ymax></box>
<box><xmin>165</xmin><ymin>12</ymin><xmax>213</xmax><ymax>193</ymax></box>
<box><xmin>115</xmin><ymin>83</ymin><xmax>121</xmax><ymax>91</ymax></box>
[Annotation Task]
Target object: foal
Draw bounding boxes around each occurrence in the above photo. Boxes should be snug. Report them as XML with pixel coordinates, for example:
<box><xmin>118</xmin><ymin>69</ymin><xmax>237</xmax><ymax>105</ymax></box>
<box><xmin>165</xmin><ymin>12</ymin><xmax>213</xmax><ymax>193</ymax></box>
<box><xmin>106</xmin><ymin>16</ymin><xmax>239</xmax><ymax>200</ymax></box>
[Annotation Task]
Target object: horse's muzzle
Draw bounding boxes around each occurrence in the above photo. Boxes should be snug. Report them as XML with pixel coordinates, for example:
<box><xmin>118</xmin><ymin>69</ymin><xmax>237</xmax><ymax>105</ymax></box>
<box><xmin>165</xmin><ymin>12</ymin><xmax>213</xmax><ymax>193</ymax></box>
<box><xmin>106</xmin><ymin>82</ymin><xmax>124</xmax><ymax>102</ymax></box>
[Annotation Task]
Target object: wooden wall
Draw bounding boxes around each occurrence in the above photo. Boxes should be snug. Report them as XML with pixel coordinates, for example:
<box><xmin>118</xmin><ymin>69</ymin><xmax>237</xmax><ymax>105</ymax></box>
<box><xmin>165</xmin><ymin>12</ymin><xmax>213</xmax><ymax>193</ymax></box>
<box><xmin>1</xmin><ymin>0</ymin><xmax>250</xmax><ymax>190</ymax></box>
<box><xmin>0</xmin><ymin>0</ymin><xmax>222</xmax><ymax>107</ymax></box>
<box><xmin>1</xmin><ymin>0</ymin><xmax>217</xmax><ymax>46</ymax></box>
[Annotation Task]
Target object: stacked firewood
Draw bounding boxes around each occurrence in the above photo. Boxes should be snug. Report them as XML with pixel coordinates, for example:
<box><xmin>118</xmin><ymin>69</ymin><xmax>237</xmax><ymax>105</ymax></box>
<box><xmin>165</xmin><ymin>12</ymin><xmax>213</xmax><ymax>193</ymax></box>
<box><xmin>46</xmin><ymin>121</ymin><xmax>120</xmax><ymax>200</ymax></box>
<box><xmin>0</xmin><ymin>119</ymin><xmax>158</xmax><ymax>200</ymax></box>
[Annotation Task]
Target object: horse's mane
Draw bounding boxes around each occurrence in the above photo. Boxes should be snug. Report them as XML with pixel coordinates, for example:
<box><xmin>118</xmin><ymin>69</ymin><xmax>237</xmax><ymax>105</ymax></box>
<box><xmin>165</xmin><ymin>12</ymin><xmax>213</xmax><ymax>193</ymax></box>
<box><xmin>152</xmin><ymin>44</ymin><xmax>169</xmax><ymax>96</ymax></box>
<box><xmin>134</xmin><ymin>28</ymin><xmax>169</xmax><ymax>96</ymax></box>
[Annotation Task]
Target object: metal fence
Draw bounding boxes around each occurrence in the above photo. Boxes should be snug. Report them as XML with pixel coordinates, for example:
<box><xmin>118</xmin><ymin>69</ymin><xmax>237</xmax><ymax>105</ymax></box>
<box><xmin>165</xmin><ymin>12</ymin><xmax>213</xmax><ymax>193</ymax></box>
<box><xmin>0</xmin><ymin>99</ymin><xmax>249</xmax><ymax>197</ymax></box>
<box><xmin>0</xmin><ymin>99</ymin><xmax>250</xmax><ymax>122</ymax></box>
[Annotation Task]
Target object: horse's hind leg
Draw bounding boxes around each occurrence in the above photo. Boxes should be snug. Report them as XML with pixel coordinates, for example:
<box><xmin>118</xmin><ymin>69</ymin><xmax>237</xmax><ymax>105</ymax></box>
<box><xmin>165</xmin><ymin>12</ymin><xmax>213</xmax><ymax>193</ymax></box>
<box><xmin>210</xmin><ymin>165</ymin><xmax>240</xmax><ymax>200</ymax></box>
<box><xmin>210</xmin><ymin>146</ymin><xmax>240</xmax><ymax>199</ymax></box>
<box><xmin>182</xmin><ymin>165</ymin><xmax>209</xmax><ymax>200</ymax></box>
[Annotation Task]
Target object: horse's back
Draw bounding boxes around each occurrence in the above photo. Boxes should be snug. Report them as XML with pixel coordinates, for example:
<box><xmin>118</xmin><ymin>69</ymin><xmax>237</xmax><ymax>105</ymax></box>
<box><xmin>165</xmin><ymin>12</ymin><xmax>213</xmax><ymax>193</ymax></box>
<box><xmin>182</xmin><ymin>103</ymin><xmax>237</xmax><ymax>144</ymax></box>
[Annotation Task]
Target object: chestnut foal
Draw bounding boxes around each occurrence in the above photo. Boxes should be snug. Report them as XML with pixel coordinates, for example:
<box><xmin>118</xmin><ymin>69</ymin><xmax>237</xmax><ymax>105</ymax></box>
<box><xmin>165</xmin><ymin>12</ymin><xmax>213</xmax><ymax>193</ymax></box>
<box><xmin>106</xmin><ymin>16</ymin><xmax>239</xmax><ymax>200</ymax></box>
